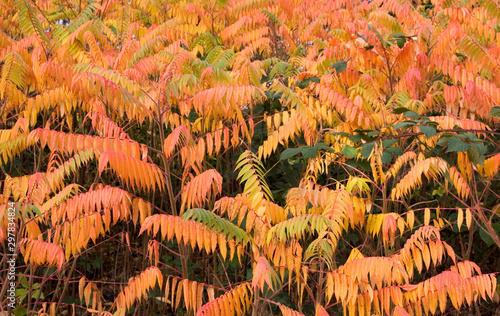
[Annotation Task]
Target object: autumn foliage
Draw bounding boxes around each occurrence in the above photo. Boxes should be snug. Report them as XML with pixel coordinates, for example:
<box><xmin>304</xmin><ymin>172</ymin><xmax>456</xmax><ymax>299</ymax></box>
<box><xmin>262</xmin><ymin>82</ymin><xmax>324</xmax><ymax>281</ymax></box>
<box><xmin>1</xmin><ymin>0</ymin><xmax>500</xmax><ymax>315</ymax></box>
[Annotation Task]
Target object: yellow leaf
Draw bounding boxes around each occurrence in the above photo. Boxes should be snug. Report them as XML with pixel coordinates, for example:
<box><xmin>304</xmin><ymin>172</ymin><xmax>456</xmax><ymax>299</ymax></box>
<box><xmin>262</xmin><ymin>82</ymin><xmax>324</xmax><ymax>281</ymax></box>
<box><xmin>457</xmin><ymin>208</ymin><xmax>463</xmax><ymax>231</ymax></box>
<box><xmin>424</xmin><ymin>208</ymin><xmax>430</xmax><ymax>226</ymax></box>
<box><xmin>465</xmin><ymin>208</ymin><xmax>472</xmax><ymax>229</ymax></box>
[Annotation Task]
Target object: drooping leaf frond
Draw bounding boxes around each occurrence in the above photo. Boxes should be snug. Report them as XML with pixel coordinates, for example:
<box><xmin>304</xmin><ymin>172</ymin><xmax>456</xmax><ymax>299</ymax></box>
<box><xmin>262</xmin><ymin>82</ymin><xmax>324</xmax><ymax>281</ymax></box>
<box><xmin>113</xmin><ymin>266</ymin><xmax>163</xmax><ymax>316</ymax></box>
<box><xmin>44</xmin><ymin>149</ymin><xmax>96</xmax><ymax>191</ymax></box>
<box><xmin>28</xmin><ymin>129</ymin><xmax>146</xmax><ymax>160</ymax></box>
<box><xmin>403</xmin><ymin>271</ymin><xmax>497</xmax><ymax>315</ymax></box>
<box><xmin>164</xmin><ymin>125</ymin><xmax>191</xmax><ymax>158</ymax></box>
<box><xmin>98</xmin><ymin>151</ymin><xmax>164</xmax><ymax>192</ymax></box>
<box><xmin>0</xmin><ymin>134</ymin><xmax>27</xmax><ymax>164</ymax></box>
<box><xmin>79</xmin><ymin>277</ymin><xmax>104</xmax><ymax>312</ymax></box>
<box><xmin>264</xmin><ymin>239</ymin><xmax>303</xmax><ymax>281</ymax></box>
<box><xmin>447</xmin><ymin>166</ymin><xmax>471</xmax><ymax>199</ymax></box>
<box><xmin>90</xmin><ymin>111</ymin><xmax>131</xmax><ymax>139</ymax></box>
<box><xmin>482</xmin><ymin>153</ymin><xmax>500</xmax><ymax>177</ymax></box>
<box><xmin>252</xmin><ymin>256</ymin><xmax>281</xmax><ymax>292</ymax></box>
<box><xmin>385</xmin><ymin>151</ymin><xmax>417</xmax><ymax>179</ymax></box>
<box><xmin>449</xmin><ymin>260</ymin><xmax>483</xmax><ymax>279</ymax></box>
<box><xmin>299</xmin><ymin>182</ymin><xmax>360</xmax><ymax>228</ymax></box>
<box><xmin>213</xmin><ymin>196</ymin><xmax>271</xmax><ymax>236</ymax></box>
<box><xmin>0</xmin><ymin>52</ymin><xmax>27</xmax><ymax>98</ymax></box>
<box><xmin>304</xmin><ymin>234</ymin><xmax>337</xmax><ymax>269</ymax></box>
<box><xmin>258</xmin><ymin>110</ymin><xmax>303</xmax><ymax>160</ymax></box>
<box><xmin>391</xmin><ymin>157</ymin><xmax>448</xmax><ymax>200</ymax></box>
<box><xmin>326</xmin><ymin>257</ymin><xmax>409</xmax><ymax>303</ymax></box>
<box><xmin>235</xmin><ymin>150</ymin><xmax>273</xmax><ymax>203</ymax></box>
<box><xmin>181</xmin><ymin>169</ymin><xmax>223</xmax><ymax>210</ymax></box>
<box><xmin>182</xmin><ymin>208</ymin><xmax>251</xmax><ymax>246</ymax></box>
<box><xmin>312</xmin><ymin>82</ymin><xmax>370</xmax><ymax>128</ymax></box>
<box><xmin>13</xmin><ymin>0</ymin><xmax>50</xmax><ymax>43</ymax></box>
<box><xmin>139</xmin><ymin>214</ymin><xmax>243</xmax><ymax>260</ymax></box>
<box><xmin>40</xmin><ymin>184</ymin><xmax>81</xmax><ymax>216</ymax></box>
<box><xmin>391</xmin><ymin>226</ymin><xmax>456</xmax><ymax>279</ymax></box>
<box><xmin>46</xmin><ymin>211</ymin><xmax>123</xmax><ymax>259</ymax></box>
<box><xmin>72</xmin><ymin>71</ymin><xmax>149</xmax><ymax>122</ymax></box>
<box><xmin>366</xmin><ymin>213</ymin><xmax>406</xmax><ymax>248</ymax></box>
<box><xmin>278</xmin><ymin>303</ymin><xmax>306</xmax><ymax>316</ymax></box>
<box><xmin>3</xmin><ymin>172</ymin><xmax>51</xmax><ymax>204</ymax></box>
<box><xmin>179</xmin><ymin>85</ymin><xmax>265</xmax><ymax>118</ymax></box>
<box><xmin>164</xmin><ymin>276</ymin><xmax>209</xmax><ymax>314</ymax></box>
<box><xmin>43</xmin><ymin>185</ymin><xmax>151</xmax><ymax>227</ymax></box>
<box><xmin>20</xmin><ymin>238</ymin><xmax>65</xmax><ymax>270</ymax></box>
<box><xmin>265</xmin><ymin>214</ymin><xmax>339</xmax><ymax>244</ymax></box>
<box><xmin>196</xmin><ymin>282</ymin><xmax>253</xmax><ymax>316</ymax></box>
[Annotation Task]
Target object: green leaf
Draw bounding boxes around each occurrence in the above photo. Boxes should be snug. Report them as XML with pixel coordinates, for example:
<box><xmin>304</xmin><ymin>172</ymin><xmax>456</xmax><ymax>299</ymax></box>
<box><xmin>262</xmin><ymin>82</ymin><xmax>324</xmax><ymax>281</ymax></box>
<box><xmin>280</xmin><ymin>148</ymin><xmax>303</xmax><ymax>160</ymax></box>
<box><xmin>30</xmin><ymin>205</ymin><xmax>42</xmax><ymax>218</ymax></box>
<box><xmin>436</xmin><ymin>135</ymin><xmax>451</xmax><ymax>147</ymax></box>
<box><xmin>280</xmin><ymin>146</ymin><xmax>320</xmax><ymax>160</ymax></box>
<box><xmin>386</xmin><ymin>147</ymin><xmax>404</xmax><ymax>156</ymax></box>
<box><xmin>296</xmin><ymin>80</ymin><xmax>309</xmax><ymax>89</ymax></box>
<box><xmin>367</xmin><ymin>131</ymin><xmax>381</xmax><ymax>137</ymax></box>
<box><xmin>467</xmin><ymin>146</ymin><xmax>485</xmax><ymax>166</ymax></box>
<box><xmin>349</xmin><ymin>134</ymin><xmax>362</xmax><ymax>142</ymax></box>
<box><xmin>254</xmin><ymin>105</ymin><xmax>265</xmax><ymax>114</ymax></box>
<box><xmin>108</xmin><ymin>25</ymin><xmax>117</xmax><ymax>35</ymax></box>
<box><xmin>32</xmin><ymin>289</ymin><xmax>44</xmax><ymax>300</ymax></box>
<box><xmin>183</xmin><ymin>208</ymin><xmax>251</xmax><ymax>245</ymax></box>
<box><xmin>392</xmin><ymin>107</ymin><xmax>411</xmax><ymax>114</ymax></box>
<box><xmin>13</xmin><ymin>307</ymin><xmax>28</xmax><ymax>316</ymax></box>
<box><xmin>479</xmin><ymin>223</ymin><xmax>500</xmax><ymax>247</ymax></box>
<box><xmin>432</xmin><ymin>186</ymin><xmax>446</xmax><ymax>197</ymax></box>
<box><xmin>262</xmin><ymin>9</ymin><xmax>284</xmax><ymax>26</ymax></box>
<box><xmin>396</xmin><ymin>37</ymin><xmax>406</xmax><ymax>48</ymax></box>
<box><xmin>315</xmin><ymin>143</ymin><xmax>334</xmax><ymax>152</ymax></box>
<box><xmin>382</xmin><ymin>139</ymin><xmax>397</xmax><ymax>148</ymax></box>
<box><xmin>419</xmin><ymin>125</ymin><xmax>437</xmax><ymax>138</ymax></box>
<box><xmin>394</xmin><ymin>121</ymin><xmax>415</xmax><ymax>130</ymax></box>
<box><xmin>14</xmin><ymin>0</ymin><xmax>50</xmax><ymax>43</ymax></box>
<box><xmin>360</xmin><ymin>143</ymin><xmax>375</xmax><ymax>158</ymax></box>
<box><xmin>457</xmin><ymin>133</ymin><xmax>478</xmax><ymax>140</ymax></box>
<box><xmin>296</xmin><ymin>76</ymin><xmax>320</xmax><ymax>89</ymax></box>
<box><xmin>403</xmin><ymin>111</ymin><xmax>421</xmax><ymax>119</ymax></box>
<box><xmin>331</xmin><ymin>60</ymin><xmax>348</xmax><ymax>74</ymax></box>
<box><xmin>488</xmin><ymin>106</ymin><xmax>500</xmax><ymax>117</ymax></box>
<box><xmin>330</xmin><ymin>132</ymin><xmax>349</xmax><ymax>136</ymax></box>
<box><xmin>15</xmin><ymin>288</ymin><xmax>27</xmax><ymax>302</ymax></box>
<box><xmin>381</xmin><ymin>151</ymin><xmax>392</xmax><ymax>163</ymax></box>
<box><xmin>342</xmin><ymin>145</ymin><xmax>357</xmax><ymax>157</ymax></box>
<box><xmin>91</xmin><ymin>257</ymin><xmax>104</xmax><ymax>269</ymax></box>
<box><xmin>446</xmin><ymin>137</ymin><xmax>470</xmax><ymax>153</ymax></box>
<box><xmin>392</xmin><ymin>33</ymin><xmax>408</xmax><ymax>49</ymax></box>
<box><xmin>471</xmin><ymin>142</ymin><xmax>487</xmax><ymax>155</ymax></box>
<box><xmin>302</xmin><ymin>147</ymin><xmax>318</xmax><ymax>159</ymax></box>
